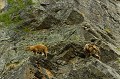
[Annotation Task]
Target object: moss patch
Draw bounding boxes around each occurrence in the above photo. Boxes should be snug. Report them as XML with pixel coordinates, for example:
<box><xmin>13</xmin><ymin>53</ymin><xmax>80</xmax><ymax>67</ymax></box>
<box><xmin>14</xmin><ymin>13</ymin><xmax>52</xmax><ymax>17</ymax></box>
<box><xmin>0</xmin><ymin>0</ymin><xmax>33</xmax><ymax>26</ymax></box>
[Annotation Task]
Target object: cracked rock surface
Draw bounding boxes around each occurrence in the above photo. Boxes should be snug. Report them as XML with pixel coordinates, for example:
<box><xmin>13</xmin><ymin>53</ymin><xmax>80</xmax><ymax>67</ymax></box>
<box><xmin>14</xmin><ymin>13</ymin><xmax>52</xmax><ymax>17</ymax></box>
<box><xmin>0</xmin><ymin>0</ymin><xmax>120</xmax><ymax>79</ymax></box>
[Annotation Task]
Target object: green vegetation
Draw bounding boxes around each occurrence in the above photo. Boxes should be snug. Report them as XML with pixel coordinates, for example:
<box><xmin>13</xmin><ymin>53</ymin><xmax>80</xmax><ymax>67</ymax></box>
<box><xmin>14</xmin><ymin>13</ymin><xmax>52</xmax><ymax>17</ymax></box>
<box><xmin>104</xmin><ymin>27</ymin><xmax>111</xmax><ymax>33</ymax></box>
<box><xmin>116</xmin><ymin>58</ymin><xmax>120</xmax><ymax>63</ymax></box>
<box><xmin>23</xmin><ymin>26</ymin><xmax>32</xmax><ymax>32</ymax></box>
<box><xmin>116</xmin><ymin>47</ymin><xmax>120</xmax><ymax>51</ymax></box>
<box><xmin>0</xmin><ymin>0</ymin><xmax>33</xmax><ymax>26</ymax></box>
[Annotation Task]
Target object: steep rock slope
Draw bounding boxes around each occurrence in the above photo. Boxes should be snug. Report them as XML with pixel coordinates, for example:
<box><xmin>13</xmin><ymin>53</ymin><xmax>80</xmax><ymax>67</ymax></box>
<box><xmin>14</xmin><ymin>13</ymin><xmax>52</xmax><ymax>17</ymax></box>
<box><xmin>0</xmin><ymin>0</ymin><xmax>120</xmax><ymax>79</ymax></box>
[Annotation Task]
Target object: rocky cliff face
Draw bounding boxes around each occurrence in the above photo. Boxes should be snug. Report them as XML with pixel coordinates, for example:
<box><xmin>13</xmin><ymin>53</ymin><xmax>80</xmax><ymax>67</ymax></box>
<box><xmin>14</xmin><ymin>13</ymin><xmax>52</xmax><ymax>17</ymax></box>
<box><xmin>0</xmin><ymin>0</ymin><xmax>120</xmax><ymax>79</ymax></box>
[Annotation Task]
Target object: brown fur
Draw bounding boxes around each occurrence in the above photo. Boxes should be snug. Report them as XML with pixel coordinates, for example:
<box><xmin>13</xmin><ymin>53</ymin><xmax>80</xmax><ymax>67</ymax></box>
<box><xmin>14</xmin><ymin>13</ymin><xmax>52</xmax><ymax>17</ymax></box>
<box><xmin>83</xmin><ymin>43</ymin><xmax>100</xmax><ymax>59</ymax></box>
<box><xmin>26</xmin><ymin>44</ymin><xmax>48</xmax><ymax>58</ymax></box>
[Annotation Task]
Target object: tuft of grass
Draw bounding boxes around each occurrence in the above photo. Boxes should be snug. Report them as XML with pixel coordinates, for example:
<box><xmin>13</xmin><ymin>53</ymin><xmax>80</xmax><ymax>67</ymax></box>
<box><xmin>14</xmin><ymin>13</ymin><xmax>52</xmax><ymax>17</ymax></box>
<box><xmin>116</xmin><ymin>47</ymin><xmax>120</xmax><ymax>51</ymax></box>
<box><xmin>104</xmin><ymin>28</ymin><xmax>111</xmax><ymax>33</ymax></box>
<box><xmin>116</xmin><ymin>58</ymin><xmax>120</xmax><ymax>63</ymax></box>
<box><xmin>0</xmin><ymin>0</ymin><xmax>33</xmax><ymax>26</ymax></box>
<box><xmin>23</xmin><ymin>27</ymin><xmax>32</xmax><ymax>32</ymax></box>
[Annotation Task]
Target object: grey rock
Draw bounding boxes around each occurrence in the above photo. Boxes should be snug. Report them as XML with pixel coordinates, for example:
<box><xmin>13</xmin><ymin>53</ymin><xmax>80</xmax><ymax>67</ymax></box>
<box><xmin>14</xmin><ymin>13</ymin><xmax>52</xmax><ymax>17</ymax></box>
<box><xmin>0</xmin><ymin>0</ymin><xmax>120</xmax><ymax>79</ymax></box>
